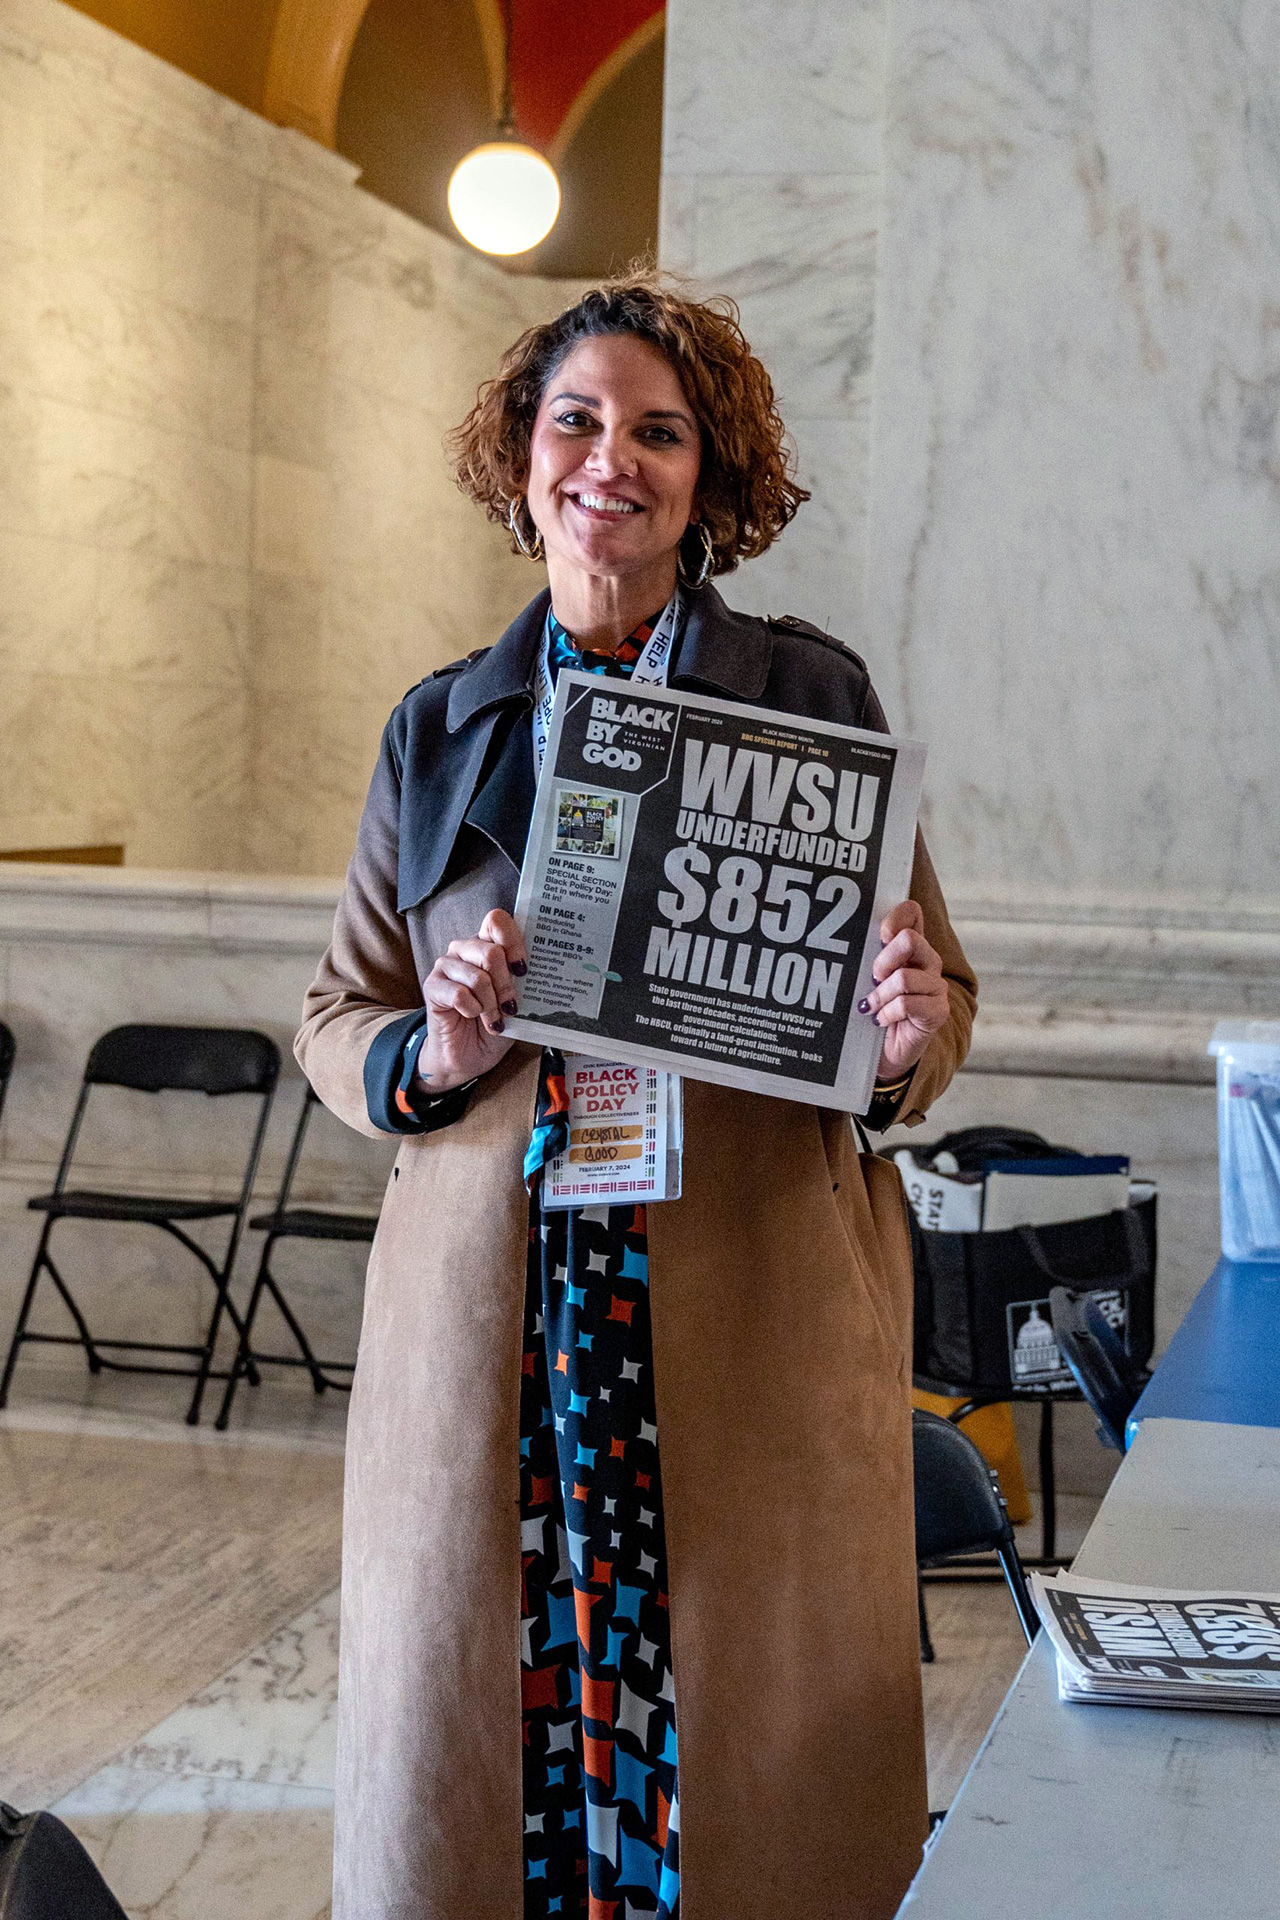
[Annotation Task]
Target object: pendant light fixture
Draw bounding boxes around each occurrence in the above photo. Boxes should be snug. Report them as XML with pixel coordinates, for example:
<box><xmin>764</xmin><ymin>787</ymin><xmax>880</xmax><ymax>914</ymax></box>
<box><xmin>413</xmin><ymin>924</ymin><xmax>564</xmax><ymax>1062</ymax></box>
<box><xmin>448</xmin><ymin>0</ymin><xmax>561</xmax><ymax>257</ymax></box>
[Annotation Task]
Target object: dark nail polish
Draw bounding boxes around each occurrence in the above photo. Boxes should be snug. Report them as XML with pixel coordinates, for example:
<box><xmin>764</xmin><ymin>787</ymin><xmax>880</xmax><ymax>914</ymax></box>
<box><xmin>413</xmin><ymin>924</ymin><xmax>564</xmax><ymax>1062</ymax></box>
<box><xmin>491</xmin><ymin>1017</ymin><xmax>506</xmax><ymax>1034</ymax></box>
<box><xmin>857</xmin><ymin>997</ymin><xmax>872</xmax><ymax>1014</ymax></box>
<box><xmin>511</xmin><ymin>960</ymin><xmax>528</xmax><ymax>977</ymax></box>
<box><xmin>502</xmin><ymin>999</ymin><xmax>518</xmax><ymax>1015</ymax></box>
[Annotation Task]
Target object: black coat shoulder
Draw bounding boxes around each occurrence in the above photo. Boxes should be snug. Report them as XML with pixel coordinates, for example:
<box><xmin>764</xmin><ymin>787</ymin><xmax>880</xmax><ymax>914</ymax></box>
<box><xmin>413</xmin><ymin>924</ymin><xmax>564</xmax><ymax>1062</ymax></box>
<box><xmin>760</xmin><ymin>614</ymin><xmax>879</xmax><ymax>732</ymax></box>
<box><xmin>383</xmin><ymin>647</ymin><xmax>494</xmax><ymax>774</ymax></box>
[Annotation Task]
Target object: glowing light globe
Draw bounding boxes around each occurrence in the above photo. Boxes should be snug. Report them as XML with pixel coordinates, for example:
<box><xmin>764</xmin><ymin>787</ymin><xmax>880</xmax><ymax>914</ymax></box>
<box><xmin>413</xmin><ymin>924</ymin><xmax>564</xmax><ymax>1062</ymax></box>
<box><xmin>447</xmin><ymin>141</ymin><xmax>561</xmax><ymax>256</ymax></box>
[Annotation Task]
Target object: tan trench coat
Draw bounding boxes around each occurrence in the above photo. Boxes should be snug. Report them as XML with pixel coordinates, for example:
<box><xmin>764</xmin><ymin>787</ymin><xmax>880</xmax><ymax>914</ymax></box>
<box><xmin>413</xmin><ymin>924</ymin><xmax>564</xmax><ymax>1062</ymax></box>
<box><xmin>297</xmin><ymin>587</ymin><xmax>977</xmax><ymax>1920</ymax></box>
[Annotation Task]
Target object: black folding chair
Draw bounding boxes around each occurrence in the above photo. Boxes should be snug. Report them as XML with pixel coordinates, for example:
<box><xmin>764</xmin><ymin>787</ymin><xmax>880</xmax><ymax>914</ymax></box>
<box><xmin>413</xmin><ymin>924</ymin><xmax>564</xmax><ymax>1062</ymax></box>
<box><xmin>214</xmin><ymin>1082</ymin><xmax>376</xmax><ymax>1430</ymax></box>
<box><xmin>0</xmin><ymin>1024</ymin><xmax>279</xmax><ymax>1426</ymax></box>
<box><xmin>913</xmin><ymin>1410</ymin><xmax>1039</xmax><ymax>1833</ymax></box>
<box><xmin>0</xmin><ymin>1021</ymin><xmax>14</xmax><ymax>1128</ymax></box>
<box><xmin>1049</xmin><ymin>1284</ymin><xmax>1151</xmax><ymax>1452</ymax></box>
<box><xmin>913</xmin><ymin>1408</ymin><xmax>1040</xmax><ymax>1663</ymax></box>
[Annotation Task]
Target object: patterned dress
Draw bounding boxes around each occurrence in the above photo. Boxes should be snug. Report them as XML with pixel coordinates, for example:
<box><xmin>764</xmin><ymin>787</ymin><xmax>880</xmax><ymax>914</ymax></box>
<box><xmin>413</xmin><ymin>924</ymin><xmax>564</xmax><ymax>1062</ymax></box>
<box><xmin>519</xmin><ymin>614</ymin><xmax>681</xmax><ymax>1920</ymax></box>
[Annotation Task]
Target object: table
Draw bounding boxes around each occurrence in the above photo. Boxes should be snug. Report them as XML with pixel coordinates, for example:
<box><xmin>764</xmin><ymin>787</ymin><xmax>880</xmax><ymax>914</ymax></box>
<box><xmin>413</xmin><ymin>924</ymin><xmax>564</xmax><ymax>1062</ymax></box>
<box><xmin>1126</xmin><ymin>1255</ymin><xmax>1280</xmax><ymax>1439</ymax></box>
<box><xmin>897</xmin><ymin>1417</ymin><xmax>1280</xmax><ymax>1918</ymax></box>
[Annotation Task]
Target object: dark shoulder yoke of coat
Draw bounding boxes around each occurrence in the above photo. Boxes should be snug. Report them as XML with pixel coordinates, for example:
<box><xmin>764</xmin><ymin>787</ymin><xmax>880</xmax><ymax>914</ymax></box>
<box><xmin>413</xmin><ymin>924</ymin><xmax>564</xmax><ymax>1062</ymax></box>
<box><xmin>362</xmin><ymin>584</ymin><xmax>920</xmax><ymax>1920</ymax></box>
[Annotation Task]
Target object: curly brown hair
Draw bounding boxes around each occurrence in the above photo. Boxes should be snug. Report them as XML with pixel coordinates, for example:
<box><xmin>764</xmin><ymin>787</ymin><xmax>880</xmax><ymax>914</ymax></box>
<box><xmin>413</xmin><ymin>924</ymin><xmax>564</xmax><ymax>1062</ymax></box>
<box><xmin>445</xmin><ymin>270</ymin><xmax>809</xmax><ymax>577</ymax></box>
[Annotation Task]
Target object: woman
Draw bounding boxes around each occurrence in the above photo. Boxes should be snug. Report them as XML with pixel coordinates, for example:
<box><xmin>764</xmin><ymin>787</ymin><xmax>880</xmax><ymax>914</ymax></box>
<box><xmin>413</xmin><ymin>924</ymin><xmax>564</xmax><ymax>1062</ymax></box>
<box><xmin>298</xmin><ymin>274</ymin><xmax>976</xmax><ymax>1920</ymax></box>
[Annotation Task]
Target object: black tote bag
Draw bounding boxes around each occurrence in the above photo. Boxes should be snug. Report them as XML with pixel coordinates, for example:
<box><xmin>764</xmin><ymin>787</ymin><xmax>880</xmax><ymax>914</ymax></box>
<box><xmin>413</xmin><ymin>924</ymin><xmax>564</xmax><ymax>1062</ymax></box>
<box><xmin>911</xmin><ymin>1192</ymin><xmax>1158</xmax><ymax>1396</ymax></box>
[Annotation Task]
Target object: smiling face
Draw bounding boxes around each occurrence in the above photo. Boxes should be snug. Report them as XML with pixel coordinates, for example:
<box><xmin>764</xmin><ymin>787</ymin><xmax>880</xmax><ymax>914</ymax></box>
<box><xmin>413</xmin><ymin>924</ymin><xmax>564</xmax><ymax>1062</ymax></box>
<box><xmin>525</xmin><ymin>333</ymin><xmax>702</xmax><ymax>605</ymax></box>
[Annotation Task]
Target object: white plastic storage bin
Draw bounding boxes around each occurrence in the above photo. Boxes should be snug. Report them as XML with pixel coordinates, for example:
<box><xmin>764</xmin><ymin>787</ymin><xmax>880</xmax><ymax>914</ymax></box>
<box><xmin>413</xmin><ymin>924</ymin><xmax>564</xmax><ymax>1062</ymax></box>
<box><xmin>1208</xmin><ymin>1020</ymin><xmax>1280</xmax><ymax>1263</ymax></box>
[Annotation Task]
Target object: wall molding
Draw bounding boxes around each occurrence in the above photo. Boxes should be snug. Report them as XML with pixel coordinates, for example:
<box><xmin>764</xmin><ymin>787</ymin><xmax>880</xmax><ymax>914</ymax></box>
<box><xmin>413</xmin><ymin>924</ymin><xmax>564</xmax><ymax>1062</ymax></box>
<box><xmin>4</xmin><ymin>868</ymin><xmax>1276</xmax><ymax>1085</ymax></box>
<box><xmin>0</xmin><ymin>867</ymin><xmax>341</xmax><ymax>956</ymax></box>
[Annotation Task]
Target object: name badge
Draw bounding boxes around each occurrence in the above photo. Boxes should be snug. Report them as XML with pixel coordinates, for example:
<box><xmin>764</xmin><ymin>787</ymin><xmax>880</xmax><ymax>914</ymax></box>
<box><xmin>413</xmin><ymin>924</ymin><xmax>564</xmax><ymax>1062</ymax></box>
<box><xmin>541</xmin><ymin>1056</ymin><xmax>683</xmax><ymax>1210</ymax></box>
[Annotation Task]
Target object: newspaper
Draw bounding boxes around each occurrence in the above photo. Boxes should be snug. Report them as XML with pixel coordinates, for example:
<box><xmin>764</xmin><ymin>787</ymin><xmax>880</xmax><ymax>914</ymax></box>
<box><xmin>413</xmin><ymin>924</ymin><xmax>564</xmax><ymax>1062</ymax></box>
<box><xmin>504</xmin><ymin>669</ymin><xmax>925</xmax><ymax>1112</ymax></box>
<box><xmin>1032</xmin><ymin>1571</ymin><xmax>1280</xmax><ymax>1712</ymax></box>
<box><xmin>894</xmin><ymin>1151</ymin><xmax>1132</xmax><ymax>1234</ymax></box>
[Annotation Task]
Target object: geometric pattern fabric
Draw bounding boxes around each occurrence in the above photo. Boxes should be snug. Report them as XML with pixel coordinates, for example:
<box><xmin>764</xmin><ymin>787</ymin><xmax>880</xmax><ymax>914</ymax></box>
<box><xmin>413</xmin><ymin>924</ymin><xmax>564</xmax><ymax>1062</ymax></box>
<box><xmin>519</xmin><ymin>620</ymin><xmax>680</xmax><ymax>1916</ymax></box>
<box><xmin>519</xmin><ymin>1201</ymin><xmax>680</xmax><ymax>1917</ymax></box>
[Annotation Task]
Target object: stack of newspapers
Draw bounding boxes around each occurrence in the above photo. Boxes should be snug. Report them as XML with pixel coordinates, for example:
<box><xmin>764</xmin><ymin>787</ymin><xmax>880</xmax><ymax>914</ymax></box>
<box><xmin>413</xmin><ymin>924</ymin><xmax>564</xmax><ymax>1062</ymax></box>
<box><xmin>1032</xmin><ymin>1571</ymin><xmax>1280</xmax><ymax>1712</ymax></box>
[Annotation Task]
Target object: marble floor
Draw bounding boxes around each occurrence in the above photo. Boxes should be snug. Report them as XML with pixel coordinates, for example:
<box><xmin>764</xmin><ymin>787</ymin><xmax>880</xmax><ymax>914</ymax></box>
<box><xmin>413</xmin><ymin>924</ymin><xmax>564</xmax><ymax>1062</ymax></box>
<box><xmin>53</xmin><ymin>1591</ymin><xmax>339</xmax><ymax>1920</ymax></box>
<box><xmin>0</xmin><ymin>1353</ymin><xmax>1103</xmax><ymax>1916</ymax></box>
<box><xmin>1</xmin><ymin>1356</ymin><xmax>346</xmax><ymax>1920</ymax></box>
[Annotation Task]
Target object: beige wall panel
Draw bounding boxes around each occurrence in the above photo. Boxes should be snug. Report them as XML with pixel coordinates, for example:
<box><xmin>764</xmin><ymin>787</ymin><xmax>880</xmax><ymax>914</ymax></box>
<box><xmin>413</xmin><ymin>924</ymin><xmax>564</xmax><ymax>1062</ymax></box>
<box><xmin>0</xmin><ymin>0</ymin><xmax>575</xmax><ymax>875</ymax></box>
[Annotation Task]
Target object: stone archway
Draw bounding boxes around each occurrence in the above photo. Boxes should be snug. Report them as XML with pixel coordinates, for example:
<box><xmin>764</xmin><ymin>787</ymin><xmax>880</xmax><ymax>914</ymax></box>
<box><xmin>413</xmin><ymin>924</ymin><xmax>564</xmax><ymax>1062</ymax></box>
<box><xmin>262</xmin><ymin>0</ymin><xmax>374</xmax><ymax>145</ymax></box>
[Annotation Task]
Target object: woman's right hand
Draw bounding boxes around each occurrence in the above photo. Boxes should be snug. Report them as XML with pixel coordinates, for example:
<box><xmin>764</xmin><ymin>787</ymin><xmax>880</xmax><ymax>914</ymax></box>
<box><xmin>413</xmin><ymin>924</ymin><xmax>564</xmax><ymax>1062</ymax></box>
<box><xmin>418</xmin><ymin>909</ymin><xmax>529</xmax><ymax>1091</ymax></box>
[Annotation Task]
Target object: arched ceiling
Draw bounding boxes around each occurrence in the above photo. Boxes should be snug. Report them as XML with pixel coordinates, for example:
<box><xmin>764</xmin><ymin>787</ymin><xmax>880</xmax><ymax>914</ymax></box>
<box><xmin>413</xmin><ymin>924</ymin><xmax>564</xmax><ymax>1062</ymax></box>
<box><xmin>64</xmin><ymin>0</ymin><xmax>282</xmax><ymax>113</ymax></box>
<box><xmin>338</xmin><ymin>0</ymin><xmax>663</xmax><ymax>275</ymax></box>
<box><xmin>501</xmin><ymin>0</ymin><xmax>663</xmax><ymax>156</ymax></box>
<box><xmin>64</xmin><ymin>0</ymin><xmax>664</xmax><ymax>275</ymax></box>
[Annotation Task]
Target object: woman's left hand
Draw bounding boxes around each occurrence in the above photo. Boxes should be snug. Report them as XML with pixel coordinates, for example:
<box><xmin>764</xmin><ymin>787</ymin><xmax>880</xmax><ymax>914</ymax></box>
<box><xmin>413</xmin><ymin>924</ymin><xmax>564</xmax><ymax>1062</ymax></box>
<box><xmin>864</xmin><ymin>900</ymin><xmax>950</xmax><ymax>1080</ymax></box>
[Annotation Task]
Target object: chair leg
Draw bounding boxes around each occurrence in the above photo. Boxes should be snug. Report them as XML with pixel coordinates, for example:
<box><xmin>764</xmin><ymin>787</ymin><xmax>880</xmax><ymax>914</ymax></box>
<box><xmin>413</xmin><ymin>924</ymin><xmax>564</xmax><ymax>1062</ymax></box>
<box><xmin>214</xmin><ymin>1244</ymin><xmax>274</xmax><ymax>1431</ymax></box>
<box><xmin>260</xmin><ymin>1263</ymin><xmax>329</xmax><ymax>1395</ymax></box>
<box><xmin>917</xmin><ymin>1577</ymin><xmax>936</xmax><ymax>1663</ymax></box>
<box><xmin>0</xmin><ymin>1225</ymin><xmax>102</xmax><ymax>1409</ymax></box>
<box><xmin>42</xmin><ymin>1248</ymin><xmax>104</xmax><ymax>1371</ymax></box>
<box><xmin>997</xmin><ymin>1541</ymin><xmax>1041</xmax><ymax>1649</ymax></box>
<box><xmin>1039</xmin><ymin>1399</ymin><xmax>1056</xmax><ymax>1563</ymax></box>
<box><xmin>0</xmin><ymin>1247</ymin><xmax>45</xmax><ymax>1409</ymax></box>
<box><xmin>185</xmin><ymin>1262</ymin><xmax>240</xmax><ymax>1428</ymax></box>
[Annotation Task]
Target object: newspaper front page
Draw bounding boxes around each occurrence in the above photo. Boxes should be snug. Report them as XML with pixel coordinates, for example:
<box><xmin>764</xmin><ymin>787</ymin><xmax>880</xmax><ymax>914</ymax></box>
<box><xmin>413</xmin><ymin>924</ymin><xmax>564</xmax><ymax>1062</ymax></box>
<box><xmin>1033</xmin><ymin>1571</ymin><xmax>1280</xmax><ymax>1713</ymax></box>
<box><xmin>504</xmin><ymin>670</ymin><xmax>925</xmax><ymax>1113</ymax></box>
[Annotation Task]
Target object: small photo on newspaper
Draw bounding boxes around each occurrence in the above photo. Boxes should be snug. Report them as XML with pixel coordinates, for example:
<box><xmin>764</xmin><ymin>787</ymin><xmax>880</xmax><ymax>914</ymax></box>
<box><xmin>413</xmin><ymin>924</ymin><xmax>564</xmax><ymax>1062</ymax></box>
<box><xmin>554</xmin><ymin>790</ymin><xmax>623</xmax><ymax>860</ymax></box>
<box><xmin>1032</xmin><ymin>1571</ymin><xmax>1280</xmax><ymax>1713</ymax></box>
<box><xmin>504</xmin><ymin>670</ymin><xmax>925</xmax><ymax>1113</ymax></box>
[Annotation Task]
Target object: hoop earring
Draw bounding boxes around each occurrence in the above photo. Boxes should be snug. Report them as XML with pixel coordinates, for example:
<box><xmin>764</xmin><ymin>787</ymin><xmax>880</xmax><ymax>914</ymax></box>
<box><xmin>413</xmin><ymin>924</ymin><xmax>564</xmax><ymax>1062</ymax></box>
<box><xmin>677</xmin><ymin>521</ymin><xmax>715</xmax><ymax>591</ymax></box>
<box><xmin>507</xmin><ymin>496</ymin><xmax>544</xmax><ymax>561</ymax></box>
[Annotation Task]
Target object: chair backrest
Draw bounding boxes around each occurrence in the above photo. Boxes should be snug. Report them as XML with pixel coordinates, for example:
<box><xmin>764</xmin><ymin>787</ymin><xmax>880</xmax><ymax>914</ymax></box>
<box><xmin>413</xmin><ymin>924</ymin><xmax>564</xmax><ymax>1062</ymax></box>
<box><xmin>271</xmin><ymin>1082</ymin><xmax>323</xmax><ymax>1212</ymax></box>
<box><xmin>1048</xmin><ymin>1285</ymin><xmax>1145</xmax><ymax>1450</ymax></box>
<box><xmin>912</xmin><ymin>1409</ymin><xmax>1014</xmax><ymax>1561</ymax></box>
<box><xmin>84</xmin><ymin>1025</ymin><xmax>279</xmax><ymax>1097</ymax></box>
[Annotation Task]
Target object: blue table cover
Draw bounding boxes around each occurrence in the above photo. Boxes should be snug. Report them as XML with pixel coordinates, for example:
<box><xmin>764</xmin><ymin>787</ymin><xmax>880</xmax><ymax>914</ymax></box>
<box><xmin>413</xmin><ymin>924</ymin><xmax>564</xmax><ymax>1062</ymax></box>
<box><xmin>1127</xmin><ymin>1255</ymin><xmax>1280</xmax><ymax>1442</ymax></box>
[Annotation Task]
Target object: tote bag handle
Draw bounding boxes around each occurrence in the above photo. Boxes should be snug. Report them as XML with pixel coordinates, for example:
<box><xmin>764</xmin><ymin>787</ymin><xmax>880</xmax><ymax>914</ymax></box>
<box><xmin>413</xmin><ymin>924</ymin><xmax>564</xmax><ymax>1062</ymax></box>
<box><xmin>1013</xmin><ymin>1204</ymin><xmax>1147</xmax><ymax>1292</ymax></box>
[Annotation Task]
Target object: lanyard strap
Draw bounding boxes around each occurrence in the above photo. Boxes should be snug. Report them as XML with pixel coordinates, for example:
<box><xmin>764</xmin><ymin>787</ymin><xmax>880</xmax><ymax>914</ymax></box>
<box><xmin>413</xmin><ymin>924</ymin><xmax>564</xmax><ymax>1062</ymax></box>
<box><xmin>530</xmin><ymin>589</ymin><xmax>684</xmax><ymax>776</ymax></box>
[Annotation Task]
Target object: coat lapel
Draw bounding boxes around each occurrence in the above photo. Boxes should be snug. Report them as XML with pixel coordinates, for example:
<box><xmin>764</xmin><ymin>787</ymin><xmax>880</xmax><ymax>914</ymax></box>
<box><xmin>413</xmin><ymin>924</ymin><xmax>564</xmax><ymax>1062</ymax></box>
<box><xmin>446</xmin><ymin>588</ymin><xmax>549</xmax><ymax>732</ymax></box>
<box><xmin>397</xmin><ymin>592</ymin><xmax>546</xmax><ymax>910</ymax></box>
<box><xmin>464</xmin><ymin>710</ymin><xmax>536</xmax><ymax>873</ymax></box>
<box><xmin>402</xmin><ymin>584</ymin><xmax>775</xmax><ymax>909</ymax></box>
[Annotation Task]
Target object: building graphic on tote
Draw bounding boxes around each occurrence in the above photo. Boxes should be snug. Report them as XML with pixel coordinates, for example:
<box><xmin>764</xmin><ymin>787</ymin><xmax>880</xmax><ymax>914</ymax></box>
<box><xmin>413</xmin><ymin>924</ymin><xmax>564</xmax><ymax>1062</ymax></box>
<box><xmin>1007</xmin><ymin>1302</ymin><xmax>1064</xmax><ymax>1384</ymax></box>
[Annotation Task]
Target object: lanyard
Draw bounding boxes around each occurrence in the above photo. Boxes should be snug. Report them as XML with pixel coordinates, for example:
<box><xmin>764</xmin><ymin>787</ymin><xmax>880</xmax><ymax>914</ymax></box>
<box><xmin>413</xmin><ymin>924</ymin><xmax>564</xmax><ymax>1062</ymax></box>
<box><xmin>530</xmin><ymin>589</ymin><xmax>684</xmax><ymax>776</ymax></box>
<box><xmin>527</xmin><ymin>588</ymin><xmax>687</xmax><ymax>1201</ymax></box>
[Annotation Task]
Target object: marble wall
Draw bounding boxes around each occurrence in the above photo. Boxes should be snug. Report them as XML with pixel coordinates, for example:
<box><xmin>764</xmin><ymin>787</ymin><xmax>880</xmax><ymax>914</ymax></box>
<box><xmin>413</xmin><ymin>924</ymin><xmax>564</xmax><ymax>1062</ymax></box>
<box><xmin>660</xmin><ymin>0</ymin><xmax>1280</xmax><ymax>1372</ymax></box>
<box><xmin>864</xmin><ymin>0</ymin><xmax>1280</xmax><ymax>922</ymax></box>
<box><xmin>0</xmin><ymin>0</ymin><xmax>570</xmax><ymax>875</ymax></box>
<box><xmin>662</xmin><ymin>0</ymin><xmax>1280</xmax><ymax>924</ymax></box>
<box><xmin>244</xmin><ymin>138</ymin><xmax>572</xmax><ymax>874</ymax></box>
<box><xmin>659</xmin><ymin>0</ymin><xmax>888</xmax><ymax>628</ymax></box>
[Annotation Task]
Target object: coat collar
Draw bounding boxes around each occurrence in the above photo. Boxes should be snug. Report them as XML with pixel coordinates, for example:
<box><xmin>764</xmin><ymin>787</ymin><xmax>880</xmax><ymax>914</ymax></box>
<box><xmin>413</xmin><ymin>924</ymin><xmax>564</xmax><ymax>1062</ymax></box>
<box><xmin>444</xmin><ymin>582</ymin><xmax>772</xmax><ymax>732</ymax></box>
<box><xmin>446</xmin><ymin>588</ymin><xmax>548</xmax><ymax>732</ymax></box>
<box><xmin>672</xmin><ymin>582</ymin><xmax>772</xmax><ymax>701</ymax></box>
